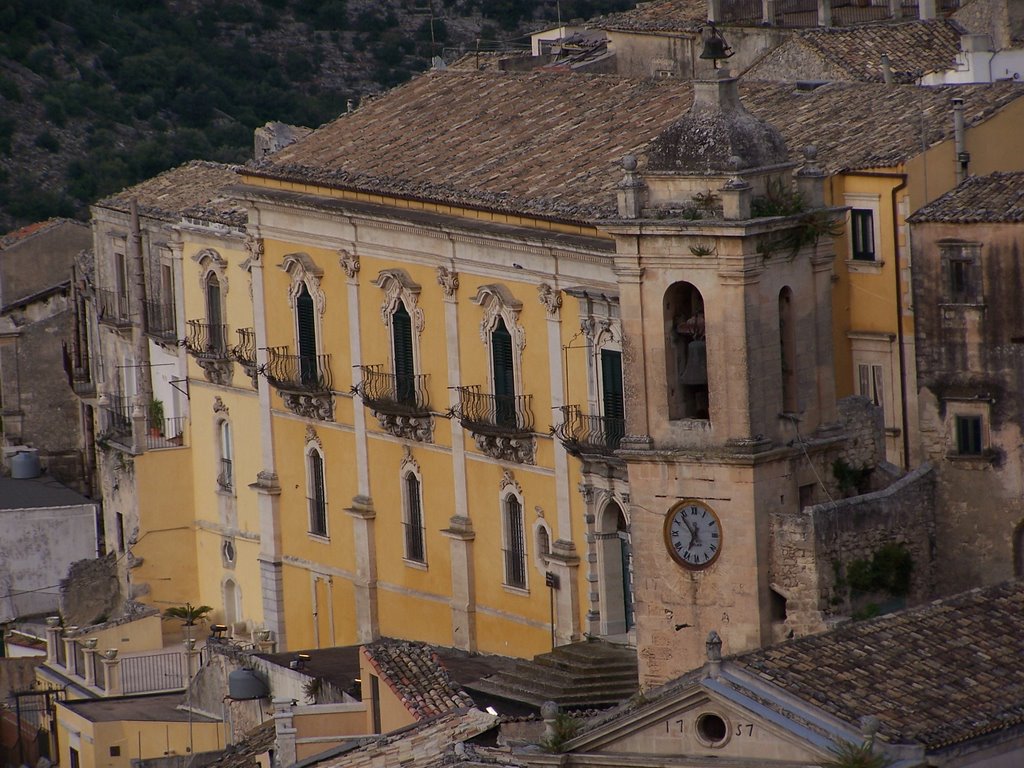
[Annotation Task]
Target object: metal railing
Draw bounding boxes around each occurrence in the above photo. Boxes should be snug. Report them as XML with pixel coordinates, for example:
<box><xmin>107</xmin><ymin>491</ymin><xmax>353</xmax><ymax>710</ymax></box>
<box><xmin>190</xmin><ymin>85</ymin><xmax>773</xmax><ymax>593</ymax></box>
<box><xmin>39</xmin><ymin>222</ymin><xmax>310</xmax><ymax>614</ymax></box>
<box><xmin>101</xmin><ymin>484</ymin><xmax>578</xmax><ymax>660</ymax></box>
<box><xmin>404</xmin><ymin>521</ymin><xmax>425</xmax><ymax>563</ymax></box>
<box><xmin>185</xmin><ymin>320</ymin><xmax>229</xmax><ymax>359</ymax></box>
<box><xmin>143</xmin><ymin>299</ymin><xmax>176</xmax><ymax>341</ymax></box>
<box><xmin>504</xmin><ymin>546</ymin><xmax>526</xmax><ymax>589</ymax></box>
<box><xmin>92</xmin><ymin>653</ymin><xmax>106</xmax><ymax>691</ymax></box>
<box><xmin>146</xmin><ymin>415</ymin><xmax>186</xmax><ymax>450</ymax></box>
<box><xmin>452</xmin><ymin>385</ymin><xmax>533</xmax><ymax>435</ymax></box>
<box><xmin>231</xmin><ymin>328</ymin><xmax>257</xmax><ymax>366</ymax></box>
<box><xmin>357</xmin><ymin>365</ymin><xmax>430</xmax><ymax>414</ymax></box>
<box><xmin>308</xmin><ymin>494</ymin><xmax>328</xmax><ymax>537</ymax></box>
<box><xmin>121</xmin><ymin>651</ymin><xmax>186</xmax><ymax>694</ymax></box>
<box><xmin>266</xmin><ymin>346</ymin><xmax>333</xmax><ymax>393</ymax></box>
<box><xmin>217</xmin><ymin>458</ymin><xmax>233</xmax><ymax>491</ymax></box>
<box><xmin>97</xmin><ymin>288</ymin><xmax>131</xmax><ymax>326</ymax></box>
<box><xmin>103</xmin><ymin>395</ymin><xmax>133</xmax><ymax>439</ymax></box>
<box><xmin>552</xmin><ymin>405</ymin><xmax>625</xmax><ymax>455</ymax></box>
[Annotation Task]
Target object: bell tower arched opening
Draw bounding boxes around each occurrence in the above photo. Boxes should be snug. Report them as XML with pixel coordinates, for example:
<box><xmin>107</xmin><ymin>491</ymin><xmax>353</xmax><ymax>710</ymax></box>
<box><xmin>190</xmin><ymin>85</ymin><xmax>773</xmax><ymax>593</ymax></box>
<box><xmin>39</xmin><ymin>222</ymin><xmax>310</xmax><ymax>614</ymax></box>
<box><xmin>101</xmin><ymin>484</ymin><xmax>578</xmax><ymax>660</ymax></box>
<box><xmin>664</xmin><ymin>282</ymin><xmax>708</xmax><ymax>421</ymax></box>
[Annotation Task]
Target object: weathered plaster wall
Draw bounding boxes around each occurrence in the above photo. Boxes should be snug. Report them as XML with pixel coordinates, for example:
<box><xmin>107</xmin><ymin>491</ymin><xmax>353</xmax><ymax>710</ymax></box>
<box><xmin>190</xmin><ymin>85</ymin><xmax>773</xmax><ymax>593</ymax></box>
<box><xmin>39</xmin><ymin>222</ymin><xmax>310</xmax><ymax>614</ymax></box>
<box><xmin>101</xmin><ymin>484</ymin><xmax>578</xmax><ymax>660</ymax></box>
<box><xmin>745</xmin><ymin>40</ymin><xmax>852</xmax><ymax>82</ymax></box>
<box><xmin>60</xmin><ymin>552</ymin><xmax>123</xmax><ymax>626</ymax></box>
<box><xmin>0</xmin><ymin>501</ymin><xmax>98</xmax><ymax>619</ymax></box>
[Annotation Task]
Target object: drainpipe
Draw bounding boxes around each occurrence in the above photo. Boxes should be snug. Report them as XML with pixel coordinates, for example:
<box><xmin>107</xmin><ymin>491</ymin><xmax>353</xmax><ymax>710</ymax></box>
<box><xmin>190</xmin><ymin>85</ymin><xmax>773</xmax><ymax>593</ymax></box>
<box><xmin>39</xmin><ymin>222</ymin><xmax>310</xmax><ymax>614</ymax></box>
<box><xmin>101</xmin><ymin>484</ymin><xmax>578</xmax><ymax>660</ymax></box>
<box><xmin>846</xmin><ymin>172</ymin><xmax>911</xmax><ymax>468</ymax></box>
<box><xmin>952</xmin><ymin>97</ymin><xmax>969</xmax><ymax>185</ymax></box>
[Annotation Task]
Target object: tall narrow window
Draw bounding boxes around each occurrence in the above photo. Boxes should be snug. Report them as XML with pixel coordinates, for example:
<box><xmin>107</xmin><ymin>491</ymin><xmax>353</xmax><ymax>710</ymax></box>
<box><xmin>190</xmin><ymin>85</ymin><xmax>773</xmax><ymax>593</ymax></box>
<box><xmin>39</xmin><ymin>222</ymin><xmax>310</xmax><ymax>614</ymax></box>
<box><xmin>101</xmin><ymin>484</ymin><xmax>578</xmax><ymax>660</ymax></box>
<box><xmin>857</xmin><ymin>364</ymin><xmax>884</xmax><ymax>408</ymax></box>
<box><xmin>206</xmin><ymin>273</ymin><xmax>223</xmax><ymax>353</ymax></box>
<box><xmin>392</xmin><ymin>304</ymin><xmax>415</xmax><ymax>405</ymax></box>
<box><xmin>779</xmin><ymin>287</ymin><xmax>797</xmax><ymax>413</ymax></box>
<box><xmin>308</xmin><ymin>449</ymin><xmax>327</xmax><ymax>536</ymax></box>
<box><xmin>503</xmin><ymin>494</ymin><xmax>526</xmax><ymax>589</ymax></box>
<box><xmin>218</xmin><ymin>420</ymin><xmax>233</xmax><ymax>491</ymax></box>
<box><xmin>403</xmin><ymin>473</ymin><xmax>425</xmax><ymax>563</ymax></box>
<box><xmin>601</xmin><ymin>349</ymin><xmax>625</xmax><ymax>449</ymax></box>
<box><xmin>955</xmin><ymin>414</ymin><xmax>983</xmax><ymax>456</ymax></box>
<box><xmin>492</xmin><ymin>317</ymin><xmax>516</xmax><ymax>427</ymax></box>
<box><xmin>296</xmin><ymin>284</ymin><xmax>318</xmax><ymax>387</ymax></box>
<box><xmin>115</xmin><ymin>251</ymin><xmax>130</xmax><ymax>313</ymax></box>
<box><xmin>850</xmin><ymin>209</ymin><xmax>875</xmax><ymax>261</ymax></box>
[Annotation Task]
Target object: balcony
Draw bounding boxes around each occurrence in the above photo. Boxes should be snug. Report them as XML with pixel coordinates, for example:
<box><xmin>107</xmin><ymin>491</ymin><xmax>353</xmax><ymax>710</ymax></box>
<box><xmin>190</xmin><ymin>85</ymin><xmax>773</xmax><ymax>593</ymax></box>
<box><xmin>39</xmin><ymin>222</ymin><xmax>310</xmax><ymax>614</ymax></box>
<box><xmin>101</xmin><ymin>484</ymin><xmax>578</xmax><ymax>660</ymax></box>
<box><xmin>185</xmin><ymin>320</ymin><xmax>232</xmax><ymax>385</ymax></box>
<box><xmin>146</xmin><ymin>415</ymin><xmax>186</xmax><ymax>450</ymax></box>
<box><xmin>231</xmin><ymin>328</ymin><xmax>258</xmax><ymax>388</ymax></box>
<box><xmin>553</xmin><ymin>405</ymin><xmax>624</xmax><ymax>458</ymax></box>
<box><xmin>99</xmin><ymin>395</ymin><xmax>133</xmax><ymax>446</ymax></box>
<box><xmin>355</xmin><ymin>364</ymin><xmax>432</xmax><ymax>441</ymax></box>
<box><xmin>265</xmin><ymin>346</ymin><xmax>334</xmax><ymax>421</ymax></box>
<box><xmin>452</xmin><ymin>385</ymin><xmax>535</xmax><ymax>464</ymax></box>
<box><xmin>143</xmin><ymin>299</ymin><xmax>176</xmax><ymax>343</ymax></box>
<box><xmin>96</xmin><ymin>288</ymin><xmax>132</xmax><ymax>328</ymax></box>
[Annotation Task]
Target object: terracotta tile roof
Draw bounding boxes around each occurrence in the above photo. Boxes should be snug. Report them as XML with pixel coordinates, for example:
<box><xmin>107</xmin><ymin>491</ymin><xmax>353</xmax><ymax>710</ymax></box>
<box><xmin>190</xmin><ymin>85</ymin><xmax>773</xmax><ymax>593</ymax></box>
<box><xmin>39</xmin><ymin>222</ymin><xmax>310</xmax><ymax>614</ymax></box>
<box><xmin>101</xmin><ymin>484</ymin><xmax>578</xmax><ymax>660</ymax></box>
<box><xmin>796</xmin><ymin>20</ymin><xmax>963</xmax><ymax>83</ymax></box>
<box><xmin>247</xmin><ymin>70</ymin><xmax>1024</xmax><ymax>223</ymax></box>
<box><xmin>96</xmin><ymin>160</ymin><xmax>246</xmax><ymax>227</ymax></box>
<box><xmin>0</xmin><ymin>218</ymin><xmax>82</xmax><ymax>249</ymax></box>
<box><xmin>908</xmin><ymin>171</ymin><xmax>1024</xmax><ymax>223</ymax></box>
<box><xmin>590</xmin><ymin>0</ymin><xmax>709</xmax><ymax>32</ymax></box>
<box><xmin>737</xmin><ymin>580</ymin><xmax>1024</xmax><ymax>748</ymax></box>
<box><xmin>362</xmin><ymin>640</ymin><xmax>475</xmax><ymax>720</ymax></box>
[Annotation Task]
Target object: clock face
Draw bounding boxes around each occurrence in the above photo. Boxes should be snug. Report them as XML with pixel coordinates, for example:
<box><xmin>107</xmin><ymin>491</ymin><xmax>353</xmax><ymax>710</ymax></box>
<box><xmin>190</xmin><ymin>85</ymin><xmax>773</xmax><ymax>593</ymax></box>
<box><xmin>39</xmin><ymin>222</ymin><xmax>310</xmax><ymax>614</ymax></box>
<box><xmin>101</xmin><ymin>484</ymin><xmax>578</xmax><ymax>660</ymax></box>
<box><xmin>664</xmin><ymin>499</ymin><xmax>722</xmax><ymax>569</ymax></box>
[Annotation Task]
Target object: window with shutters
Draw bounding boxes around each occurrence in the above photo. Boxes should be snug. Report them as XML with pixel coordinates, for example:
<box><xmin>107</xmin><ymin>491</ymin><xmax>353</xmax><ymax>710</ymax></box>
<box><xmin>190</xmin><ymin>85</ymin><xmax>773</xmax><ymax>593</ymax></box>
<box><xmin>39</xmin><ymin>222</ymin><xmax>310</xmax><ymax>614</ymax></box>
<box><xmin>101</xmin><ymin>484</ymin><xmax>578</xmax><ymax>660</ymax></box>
<box><xmin>393</xmin><ymin>304</ymin><xmax>415</xmax><ymax>405</ymax></box>
<box><xmin>217</xmin><ymin>418</ymin><xmax>233</xmax><ymax>492</ymax></box>
<box><xmin>206</xmin><ymin>272</ymin><xmax>225</xmax><ymax>353</ymax></box>
<box><xmin>600</xmin><ymin>348</ymin><xmax>625</xmax><ymax>448</ymax></box>
<box><xmin>307</xmin><ymin>446</ymin><xmax>328</xmax><ymax>537</ymax></box>
<box><xmin>503</xmin><ymin>493</ymin><xmax>527</xmax><ymax>590</ymax></box>
<box><xmin>296</xmin><ymin>283</ymin><xmax>318</xmax><ymax>387</ymax></box>
<box><xmin>492</xmin><ymin>317</ymin><xmax>516</xmax><ymax>427</ymax></box>
<box><xmin>372</xmin><ymin>269</ymin><xmax>425</xmax><ymax>411</ymax></box>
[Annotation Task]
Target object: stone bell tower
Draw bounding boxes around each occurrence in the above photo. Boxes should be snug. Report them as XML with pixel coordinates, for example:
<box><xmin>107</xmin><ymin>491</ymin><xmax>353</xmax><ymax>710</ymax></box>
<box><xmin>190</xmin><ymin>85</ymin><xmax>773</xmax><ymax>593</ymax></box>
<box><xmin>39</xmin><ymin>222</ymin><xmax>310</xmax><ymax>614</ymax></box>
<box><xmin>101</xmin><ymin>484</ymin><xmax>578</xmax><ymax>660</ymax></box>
<box><xmin>604</xmin><ymin>71</ymin><xmax>844</xmax><ymax>686</ymax></box>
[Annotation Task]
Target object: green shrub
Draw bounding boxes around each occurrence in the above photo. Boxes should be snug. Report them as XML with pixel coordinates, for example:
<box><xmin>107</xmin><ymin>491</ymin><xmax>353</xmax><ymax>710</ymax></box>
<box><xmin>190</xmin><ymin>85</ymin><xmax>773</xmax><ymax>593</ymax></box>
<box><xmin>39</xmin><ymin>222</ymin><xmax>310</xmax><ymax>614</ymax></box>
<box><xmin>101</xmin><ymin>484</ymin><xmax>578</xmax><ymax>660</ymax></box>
<box><xmin>35</xmin><ymin>130</ymin><xmax>60</xmax><ymax>152</ymax></box>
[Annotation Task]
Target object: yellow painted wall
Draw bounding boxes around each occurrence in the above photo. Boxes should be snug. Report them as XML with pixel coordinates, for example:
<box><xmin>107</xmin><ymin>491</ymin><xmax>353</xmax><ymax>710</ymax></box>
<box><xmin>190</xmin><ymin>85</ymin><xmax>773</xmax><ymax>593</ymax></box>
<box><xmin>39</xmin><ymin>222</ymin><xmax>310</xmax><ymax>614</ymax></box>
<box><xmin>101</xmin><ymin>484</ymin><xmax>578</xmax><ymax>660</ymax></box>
<box><xmin>75</xmin><ymin>614</ymin><xmax>164</xmax><ymax>654</ymax></box>
<box><xmin>56</xmin><ymin>705</ymin><xmax>223</xmax><ymax>768</ymax></box>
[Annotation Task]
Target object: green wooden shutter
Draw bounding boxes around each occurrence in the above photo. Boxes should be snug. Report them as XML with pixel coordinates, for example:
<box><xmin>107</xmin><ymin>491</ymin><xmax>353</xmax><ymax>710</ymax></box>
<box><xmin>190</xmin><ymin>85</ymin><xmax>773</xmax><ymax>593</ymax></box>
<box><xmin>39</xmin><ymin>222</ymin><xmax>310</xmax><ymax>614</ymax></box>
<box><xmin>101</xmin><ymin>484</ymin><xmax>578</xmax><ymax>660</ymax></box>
<box><xmin>296</xmin><ymin>285</ymin><xmax>317</xmax><ymax>386</ymax></box>
<box><xmin>492</xmin><ymin>319</ymin><xmax>515</xmax><ymax>426</ymax></box>
<box><xmin>601</xmin><ymin>349</ymin><xmax>625</xmax><ymax>447</ymax></box>
<box><xmin>392</xmin><ymin>304</ymin><xmax>415</xmax><ymax>405</ymax></box>
<box><xmin>206</xmin><ymin>274</ymin><xmax>223</xmax><ymax>351</ymax></box>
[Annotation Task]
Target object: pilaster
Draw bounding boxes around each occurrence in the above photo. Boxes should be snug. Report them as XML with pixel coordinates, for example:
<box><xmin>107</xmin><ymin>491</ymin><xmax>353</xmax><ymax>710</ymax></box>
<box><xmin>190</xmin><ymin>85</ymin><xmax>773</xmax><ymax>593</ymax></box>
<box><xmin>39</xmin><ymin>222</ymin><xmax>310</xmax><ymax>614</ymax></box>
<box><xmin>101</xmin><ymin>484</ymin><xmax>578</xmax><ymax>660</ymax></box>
<box><xmin>442</xmin><ymin>514</ymin><xmax>477</xmax><ymax>651</ymax></box>
<box><xmin>345</xmin><ymin>495</ymin><xmax>379</xmax><ymax>643</ymax></box>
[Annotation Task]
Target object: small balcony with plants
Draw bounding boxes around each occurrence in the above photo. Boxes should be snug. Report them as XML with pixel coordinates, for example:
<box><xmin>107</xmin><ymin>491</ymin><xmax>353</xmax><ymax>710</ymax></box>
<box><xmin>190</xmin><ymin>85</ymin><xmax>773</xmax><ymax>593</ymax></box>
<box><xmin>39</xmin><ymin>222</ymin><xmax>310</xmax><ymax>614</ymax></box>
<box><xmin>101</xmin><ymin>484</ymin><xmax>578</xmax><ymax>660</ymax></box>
<box><xmin>552</xmin><ymin>405</ymin><xmax>625</xmax><ymax>458</ymax></box>
<box><xmin>145</xmin><ymin>399</ymin><xmax>185</xmax><ymax>450</ymax></box>
<box><xmin>354</xmin><ymin>364</ymin><xmax>432</xmax><ymax>441</ymax></box>
<box><xmin>264</xmin><ymin>346</ymin><xmax>334</xmax><ymax>421</ymax></box>
<box><xmin>185</xmin><ymin>320</ymin><xmax>232</xmax><ymax>385</ymax></box>
<box><xmin>451</xmin><ymin>385</ymin><xmax>535</xmax><ymax>464</ymax></box>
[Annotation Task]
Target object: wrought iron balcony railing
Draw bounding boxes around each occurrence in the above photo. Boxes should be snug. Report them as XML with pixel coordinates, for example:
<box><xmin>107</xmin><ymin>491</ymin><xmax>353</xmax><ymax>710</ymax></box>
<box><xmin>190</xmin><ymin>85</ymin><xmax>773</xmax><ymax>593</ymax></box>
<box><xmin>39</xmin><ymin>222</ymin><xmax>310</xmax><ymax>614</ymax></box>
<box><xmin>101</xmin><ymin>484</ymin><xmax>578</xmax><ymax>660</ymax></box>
<box><xmin>185</xmin><ymin>320</ymin><xmax>229</xmax><ymax>359</ymax></box>
<box><xmin>102</xmin><ymin>395</ymin><xmax>133</xmax><ymax>440</ymax></box>
<box><xmin>265</xmin><ymin>347</ymin><xmax>333</xmax><ymax>393</ymax></box>
<box><xmin>231</xmin><ymin>328</ymin><xmax>257</xmax><ymax>367</ymax></box>
<box><xmin>552</xmin><ymin>404</ymin><xmax>624</xmax><ymax>456</ymax></box>
<box><xmin>97</xmin><ymin>288</ymin><xmax>132</xmax><ymax>327</ymax></box>
<box><xmin>143</xmin><ymin>299</ymin><xmax>176</xmax><ymax>341</ymax></box>
<box><xmin>356</xmin><ymin>365</ymin><xmax>430</xmax><ymax>415</ymax></box>
<box><xmin>452</xmin><ymin>386</ymin><xmax>533</xmax><ymax>436</ymax></box>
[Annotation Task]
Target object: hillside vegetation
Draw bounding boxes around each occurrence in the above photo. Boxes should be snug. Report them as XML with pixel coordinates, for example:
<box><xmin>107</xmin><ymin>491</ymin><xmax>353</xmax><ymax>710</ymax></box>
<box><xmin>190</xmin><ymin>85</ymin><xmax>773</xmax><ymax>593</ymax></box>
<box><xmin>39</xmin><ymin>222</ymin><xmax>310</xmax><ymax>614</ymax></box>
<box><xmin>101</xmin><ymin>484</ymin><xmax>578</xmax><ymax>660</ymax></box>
<box><xmin>0</xmin><ymin>0</ymin><xmax>631</xmax><ymax>233</ymax></box>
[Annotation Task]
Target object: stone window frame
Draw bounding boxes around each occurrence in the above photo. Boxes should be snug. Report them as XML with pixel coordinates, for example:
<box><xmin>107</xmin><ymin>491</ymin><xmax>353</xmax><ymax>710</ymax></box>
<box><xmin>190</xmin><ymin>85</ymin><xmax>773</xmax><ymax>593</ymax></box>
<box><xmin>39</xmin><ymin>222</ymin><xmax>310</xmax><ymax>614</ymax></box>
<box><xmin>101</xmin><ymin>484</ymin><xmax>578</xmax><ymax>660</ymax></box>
<box><xmin>847</xmin><ymin>331</ymin><xmax>899</xmax><ymax>437</ymax></box>
<box><xmin>580</xmin><ymin>304</ymin><xmax>623</xmax><ymax>423</ymax></box>
<box><xmin>305</xmin><ymin>429</ymin><xmax>329</xmax><ymax>539</ymax></box>
<box><xmin>939</xmin><ymin>239</ymin><xmax>983</xmax><ymax>306</ymax></box>
<box><xmin>532</xmin><ymin>515</ymin><xmax>553</xmax><ymax>573</ymax></box>
<box><xmin>279</xmin><ymin>252</ymin><xmax>327</xmax><ymax>357</ymax></box>
<box><xmin>192</xmin><ymin>248</ymin><xmax>230</xmax><ymax>324</ymax></box>
<box><xmin>399</xmin><ymin>449</ymin><xmax>427</xmax><ymax>567</ymax></box>
<box><xmin>374</xmin><ymin>269</ymin><xmax>425</xmax><ymax>377</ymax></box>
<box><xmin>944</xmin><ymin>398</ymin><xmax>992</xmax><ymax>465</ymax></box>
<box><xmin>500</xmin><ymin>471</ymin><xmax>528</xmax><ymax>593</ymax></box>
<box><xmin>215</xmin><ymin>414</ymin><xmax>234</xmax><ymax>495</ymax></box>
<box><xmin>844</xmin><ymin>193</ymin><xmax>883</xmax><ymax>275</ymax></box>
<box><xmin>472</xmin><ymin>284</ymin><xmax>526</xmax><ymax>399</ymax></box>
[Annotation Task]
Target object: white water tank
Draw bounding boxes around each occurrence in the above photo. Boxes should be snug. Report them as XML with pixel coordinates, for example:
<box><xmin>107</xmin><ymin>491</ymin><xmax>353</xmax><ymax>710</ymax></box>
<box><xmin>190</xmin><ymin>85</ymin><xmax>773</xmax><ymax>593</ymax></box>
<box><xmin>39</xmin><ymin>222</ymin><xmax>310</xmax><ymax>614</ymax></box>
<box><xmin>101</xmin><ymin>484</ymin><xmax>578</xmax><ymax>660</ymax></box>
<box><xmin>11</xmin><ymin>449</ymin><xmax>41</xmax><ymax>479</ymax></box>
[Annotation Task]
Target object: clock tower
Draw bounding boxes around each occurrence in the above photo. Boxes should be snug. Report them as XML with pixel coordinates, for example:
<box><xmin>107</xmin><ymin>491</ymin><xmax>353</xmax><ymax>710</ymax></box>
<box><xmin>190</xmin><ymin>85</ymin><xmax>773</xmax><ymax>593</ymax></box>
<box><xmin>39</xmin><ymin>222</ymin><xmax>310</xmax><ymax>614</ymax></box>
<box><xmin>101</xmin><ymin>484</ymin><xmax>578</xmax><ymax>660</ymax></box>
<box><xmin>604</xmin><ymin>72</ymin><xmax>844</xmax><ymax>686</ymax></box>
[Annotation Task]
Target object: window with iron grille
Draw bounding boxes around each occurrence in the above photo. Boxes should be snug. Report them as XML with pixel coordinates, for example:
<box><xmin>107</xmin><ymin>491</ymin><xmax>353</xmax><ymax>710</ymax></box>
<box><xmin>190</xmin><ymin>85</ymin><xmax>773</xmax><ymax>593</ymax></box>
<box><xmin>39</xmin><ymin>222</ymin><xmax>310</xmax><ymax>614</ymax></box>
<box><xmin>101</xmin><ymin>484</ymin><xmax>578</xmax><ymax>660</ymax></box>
<box><xmin>217</xmin><ymin>420</ymin><xmax>233</xmax><ymax>491</ymax></box>
<box><xmin>403</xmin><ymin>472</ymin><xmax>425</xmax><ymax>563</ymax></box>
<box><xmin>308</xmin><ymin>449</ymin><xmax>327</xmax><ymax>536</ymax></box>
<box><xmin>503</xmin><ymin>494</ymin><xmax>526</xmax><ymax>589</ymax></box>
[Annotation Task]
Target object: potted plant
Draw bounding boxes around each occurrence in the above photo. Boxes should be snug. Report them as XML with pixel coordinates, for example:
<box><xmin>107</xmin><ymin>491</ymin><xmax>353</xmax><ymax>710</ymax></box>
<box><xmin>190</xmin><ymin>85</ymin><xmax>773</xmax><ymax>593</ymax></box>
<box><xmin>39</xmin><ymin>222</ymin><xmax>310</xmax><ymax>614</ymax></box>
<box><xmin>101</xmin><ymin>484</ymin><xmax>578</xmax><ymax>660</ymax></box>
<box><xmin>148</xmin><ymin>399</ymin><xmax>165</xmax><ymax>437</ymax></box>
<box><xmin>163</xmin><ymin>602</ymin><xmax>213</xmax><ymax>644</ymax></box>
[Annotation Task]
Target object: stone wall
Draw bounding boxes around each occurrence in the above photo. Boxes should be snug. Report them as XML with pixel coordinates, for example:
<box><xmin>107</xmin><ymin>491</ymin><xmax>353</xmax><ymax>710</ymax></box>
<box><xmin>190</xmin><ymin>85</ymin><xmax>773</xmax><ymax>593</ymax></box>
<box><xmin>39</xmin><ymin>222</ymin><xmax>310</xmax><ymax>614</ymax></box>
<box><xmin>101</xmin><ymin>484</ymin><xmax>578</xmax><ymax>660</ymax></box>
<box><xmin>0</xmin><ymin>657</ymin><xmax>43</xmax><ymax>700</ymax></box>
<box><xmin>953</xmin><ymin>0</ymin><xmax>1011</xmax><ymax>49</ymax></box>
<box><xmin>771</xmin><ymin>462</ymin><xmax>936</xmax><ymax>637</ymax></box>
<box><xmin>60</xmin><ymin>553</ymin><xmax>123</xmax><ymax>626</ymax></box>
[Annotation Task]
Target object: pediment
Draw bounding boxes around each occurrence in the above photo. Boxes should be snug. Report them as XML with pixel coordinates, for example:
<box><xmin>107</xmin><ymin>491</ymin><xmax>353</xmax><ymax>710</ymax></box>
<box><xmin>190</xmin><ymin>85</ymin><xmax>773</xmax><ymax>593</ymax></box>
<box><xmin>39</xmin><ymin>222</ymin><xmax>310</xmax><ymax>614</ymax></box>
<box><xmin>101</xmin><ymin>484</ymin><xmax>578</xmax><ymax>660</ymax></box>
<box><xmin>562</xmin><ymin>681</ymin><xmax>830</xmax><ymax>766</ymax></box>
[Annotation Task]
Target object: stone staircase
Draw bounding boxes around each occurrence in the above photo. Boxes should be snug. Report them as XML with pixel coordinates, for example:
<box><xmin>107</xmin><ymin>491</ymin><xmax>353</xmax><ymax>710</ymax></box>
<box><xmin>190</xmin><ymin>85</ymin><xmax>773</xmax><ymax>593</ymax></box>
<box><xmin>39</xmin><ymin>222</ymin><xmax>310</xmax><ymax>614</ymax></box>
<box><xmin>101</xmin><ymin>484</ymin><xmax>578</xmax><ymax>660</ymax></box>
<box><xmin>465</xmin><ymin>639</ymin><xmax>638</xmax><ymax>709</ymax></box>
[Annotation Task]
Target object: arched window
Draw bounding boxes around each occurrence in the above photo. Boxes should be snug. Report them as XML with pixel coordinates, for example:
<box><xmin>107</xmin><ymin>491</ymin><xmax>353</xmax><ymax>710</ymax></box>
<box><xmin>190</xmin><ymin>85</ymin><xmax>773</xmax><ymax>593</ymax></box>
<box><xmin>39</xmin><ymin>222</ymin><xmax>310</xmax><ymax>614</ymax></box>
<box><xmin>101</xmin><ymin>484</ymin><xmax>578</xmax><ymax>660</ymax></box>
<box><xmin>217</xmin><ymin>419</ymin><xmax>233</xmax><ymax>491</ymax></box>
<box><xmin>779</xmin><ymin>286</ymin><xmax>797</xmax><ymax>413</ymax></box>
<box><xmin>223</xmin><ymin>578</ymin><xmax>240</xmax><ymax>626</ymax></box>
<box><xmin>403</xmin><ymin>472</ymin><xmax>425</xmax><ymax>563</ymax></box>
<box><xmin>296</xmin><ymin>283</ymin><xmax>318</xmax><ymax>387</ymax></box>
<box><xmin>307</xmin><ymin>446</ymin><xmax>327</xmax><ymax>537</ymax></box>
<box><xmin>206</xmin><ymin>272</ymin><xmax>224</xmax><ymax>354</ymax></box>
<box><xmin>664</xmin><ymin>282</ymin><xmax>708</xmax><ymax>420</ymax></box>
<box><xmin>503</xmin><ymin>493</ymin><xmax>527</xmax><ymax>589</ymax></box>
